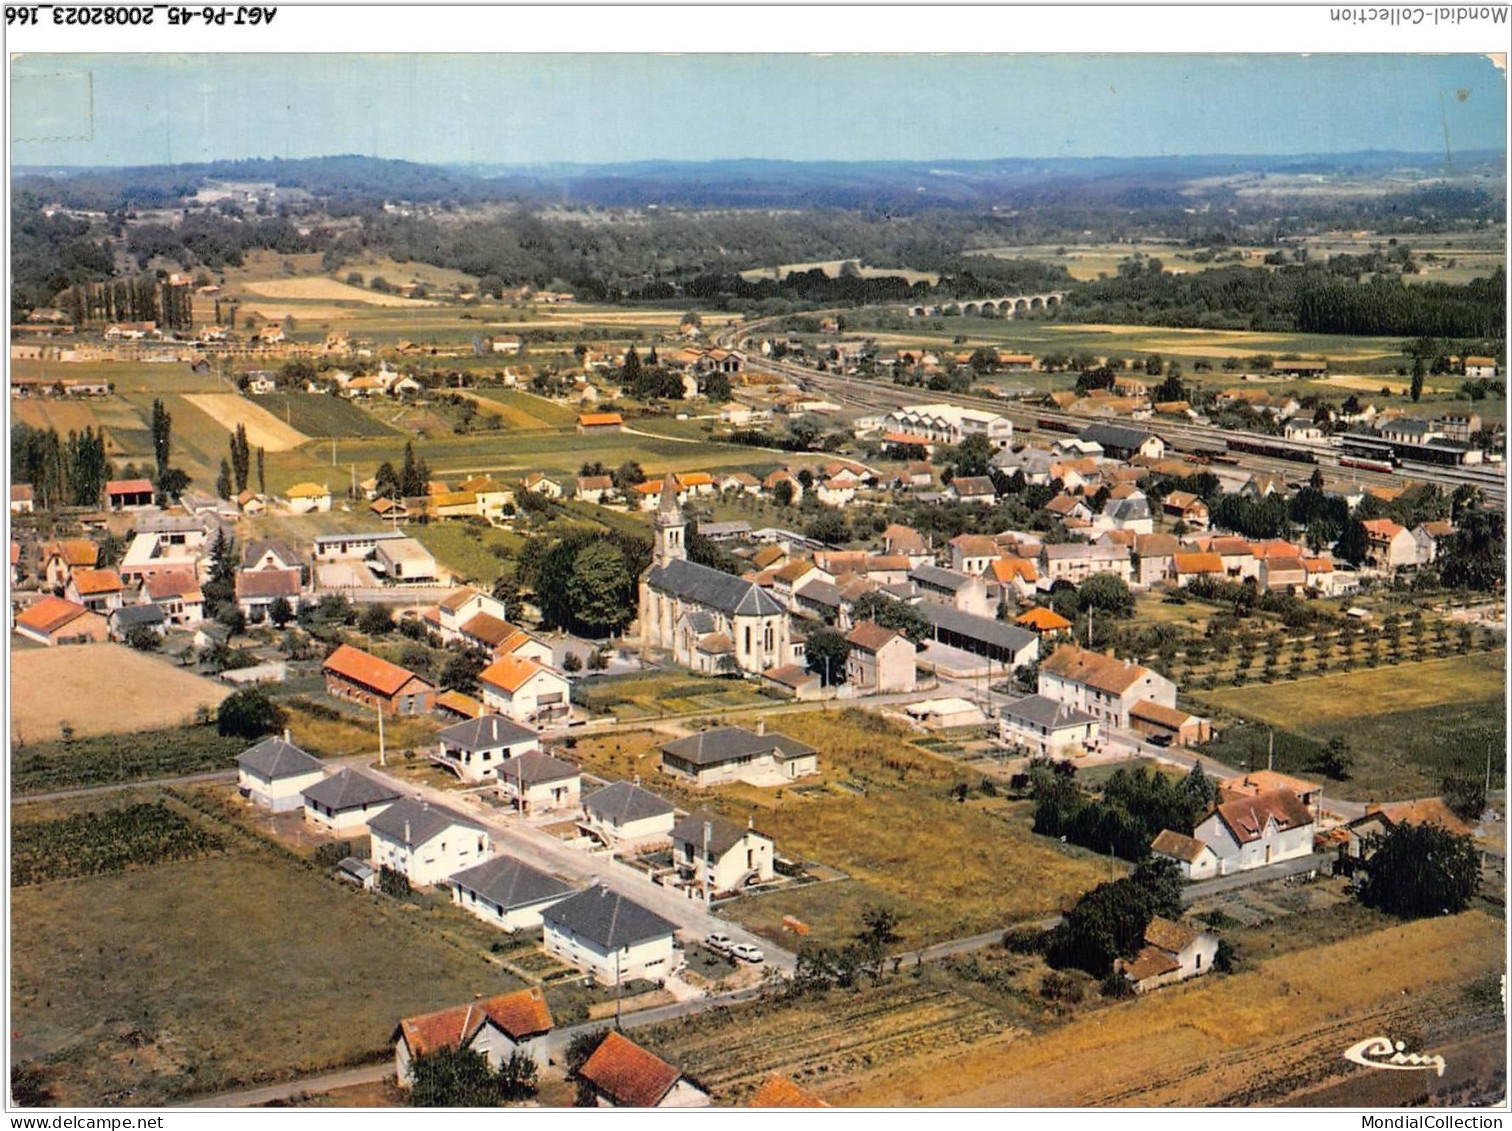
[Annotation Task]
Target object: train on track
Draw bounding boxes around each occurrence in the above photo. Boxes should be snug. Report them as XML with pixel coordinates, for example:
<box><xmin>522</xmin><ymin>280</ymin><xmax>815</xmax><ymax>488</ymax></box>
<box><xmin>1223</xmin><ymin>436</ymin><xmax>1320</xmax><ymax>465</ymax></box>
<box><xmin>1338</xmin><ymin>455</ymin><xmax>1398</xmax><ymax>474</ymax></box>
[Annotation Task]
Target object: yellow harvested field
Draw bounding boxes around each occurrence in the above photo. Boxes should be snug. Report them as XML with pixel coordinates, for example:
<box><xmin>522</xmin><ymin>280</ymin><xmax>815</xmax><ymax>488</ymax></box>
<box><xmin>10</xmin><ymin>644</ymin><xmax>231</xmax><ymax>741</ymax></box>
<box><xmin>11</xmin><ymin>399</ymin><xmax>100</xmax><ymax>434</ymax></box>
<box><xmin>833</xmin><ymin>910</ymin><xmax>1504</xmax><ymax>1107</ymax></box>
<box><xmin>240</xmin><ymin>277</ymin><xmax>438</xmax><ymax>307</ymax></box>
<box><xmin>182</xmin><ymin>394</ymin><xmax>311</xmax><ymax>451</ymax></box>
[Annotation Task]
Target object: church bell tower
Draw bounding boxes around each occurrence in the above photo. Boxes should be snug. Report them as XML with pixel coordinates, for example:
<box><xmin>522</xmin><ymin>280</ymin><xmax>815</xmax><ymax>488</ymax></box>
<box><xmin>653</xmin><ymin>472</ymin><xmax>687</xmax><ymax>567</ymax></box>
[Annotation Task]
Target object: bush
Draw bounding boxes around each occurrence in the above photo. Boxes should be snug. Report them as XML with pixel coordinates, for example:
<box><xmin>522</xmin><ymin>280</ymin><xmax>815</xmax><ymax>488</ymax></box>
<box><xmin>1100</xmin><ymin>970</ymin><xmax>1136</xmax><ymax>999</ymax></box>
<box><xmin>312</xmin><ymin>840</ymin><xmax>354</xmax><ymax>868</ymax></box>
<box><xmin>1039</xmin><ymin>971</ymin><xmax>1083</xmax><ymax>1003</ymax></box>
<box><xmin>217</xmin><ymin>687</ymin><xmax>286</xmax><ymax>740</ymax></box>
<box><xmin>1002</xmin><ymin>926</ymin><xmax>1046</xmax><ymax>954</ymax></box>
<box><xmin>378</xmin><ymin>865</ymin><xmax>412</xmax><ymax>898</ymax></box>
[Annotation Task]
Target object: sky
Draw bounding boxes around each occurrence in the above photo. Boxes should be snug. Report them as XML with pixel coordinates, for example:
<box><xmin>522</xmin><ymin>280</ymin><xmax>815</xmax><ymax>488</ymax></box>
<box><xmin>10</xmin><ymin>53</ymin><xmax>1508</xmax><ymax>168</ymax></box>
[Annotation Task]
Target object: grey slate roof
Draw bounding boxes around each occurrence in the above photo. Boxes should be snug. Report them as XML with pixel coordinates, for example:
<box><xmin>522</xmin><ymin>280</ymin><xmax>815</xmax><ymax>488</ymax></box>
<box><xmin>583</xmin><ymin>781</ymin><xmax>675</xmax><ymax>824</ymax></box>
<box><xmin>1078</xmin><ymin>423</ymin><xmax>1157</xmax><ymax>452</ymax></box>
<box><xmin>541</xmin><ymin>884</ymin><xmax>677</xmax><ymax>949</ymax></box>
<box><xmin>795</xmin><ymin>580</ymin><xmax>842</xmax><ymax>608</ymax></box>
<box><xmin>920</xmin><ymin>603</ymin><xmax>1038</xmax><ymax>653</ymax></box>
<box><xmin>439</xmin><ymin>714</ymin><xmax>539</xmax><ymax>753</ymax></box>
<box><xmin>112</xmin><ymin>603</ymin><xmax>165</xmax><ymax>629</ymax></box>
<box><xmin>910</xmin><ymin>564</ymin><xmax>977</xmax><ymax>593</ymax></box>
<box><xmin>237</xmin><ymin>736</ymin><xmax>322</xmax><ymax>780</ymax></box>
<box><xmin>660</xmin><ymin>726</ymin><xmax>815</xmax><ymax>769</ymax></box>
<box><xmin>999</xmin><ymin>694</ymin><xmax>1097</xmax><ymax>730</ymax></box>
<box><xmin>505</xmin><ymin>750</ymin><xmax>581</xmax><ymax>787</ymax></box>
<box><xmin>241</xmin><ymin>539</ymin><xmax>300</xmax><ymax>569</ymax></box>
<box><xmin>670</xmin><ymin>809</ymin><xmax>766</xmax><ymax>856</ymax></box>
<box><xmin>681</xmin><ymin>610</ymin><xmax>718</xmax><ymax>635</ymax></box>
<box><xmin>1104</xmin><ymin>495</ymin><xmax>1152</xmax><ymax>522</ymax></box>
<box><xmin>450</xmin><ymin>854</ymin><xmax>575</xmax><ymax>911</ymax></box>
<box><xmin>300</xmin><ymin>768</ymin><xmax>400</xmax><ymax>811</ymax></box>
<box><xmin>646</xmin><ymin>558</ymin><xmax>785</xmax><ymax>617</ymax></box>
<box><xmin>368</xmin><ymin>796</ymin><xmax>488</xmax><ymax>847</ymax></box>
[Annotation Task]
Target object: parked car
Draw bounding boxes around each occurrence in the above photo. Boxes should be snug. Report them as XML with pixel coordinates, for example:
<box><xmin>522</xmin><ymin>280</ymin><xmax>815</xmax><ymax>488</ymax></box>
<box><xmin>703</xmin><ymin>933</ymin><xmax>733</xmax><ymax>955</ymax></box>
<box><xmin>1148</xmin><ymin>733</ymin><xmax>1173</xmax><ymax>748</ymax></box>
<box><xmin>730</xmin><ymin>943</ymin><xmax>765</xmax><ymax>964</ymax></box>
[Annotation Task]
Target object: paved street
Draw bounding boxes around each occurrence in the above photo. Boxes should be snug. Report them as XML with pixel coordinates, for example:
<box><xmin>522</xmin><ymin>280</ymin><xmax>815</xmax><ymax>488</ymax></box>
<box><xmin>349</xmin><ymin>758</ymin><xmax>798</xmax><ymax>975</ymax></box>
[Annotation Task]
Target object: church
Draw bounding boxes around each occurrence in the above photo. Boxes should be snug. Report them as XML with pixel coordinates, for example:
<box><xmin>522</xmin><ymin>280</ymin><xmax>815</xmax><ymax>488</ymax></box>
<box><xmin>639</xmin><ymin>475</ymin><xmax>791</xmax><ymax>675</ymax></box>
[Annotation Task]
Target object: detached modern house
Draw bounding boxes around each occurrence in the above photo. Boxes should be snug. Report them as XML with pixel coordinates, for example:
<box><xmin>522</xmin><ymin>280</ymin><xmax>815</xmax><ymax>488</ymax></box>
<box><xmin>435</xmin><ymin>715</ymin><xmax>540</xmax><ymax>783</ymax></box>
<box><xmin>393</xmin><ymin>987</ymin><xmax>554</xmax><ymax>1087</ymax></box>
<box><xmin>498</xmin><ymin>750</ymin><xmax>582</xmax><ymax>814</ymax></box>
<box><xmin>658</xmin><ymin>724</ymin><xmax>819</xmax><ymax>788</ymax></box>
<box><xmin>449</xmin><ymin>855</ymin><xmax>576</xmax><ymax>932</ymax></box>
<box><xmin>576</xmin><ymin>1031</ymin><xmax>710</xmax><ymax>1108</ymax></box>
<box><xmin>367</xmin><ymin>797</ymin><xmax>492</xmax><ymax>887</ymax></box>
<box><xmin>301</xmin><ymin>768</ymin><xmax>400</xmax><ymax>835</ymax></box>
<box><xmin>477</xmin><ymin>655</ymin><xmax>571</xmax><ymax>726</ymax></box>
<box><xmin>12</xmin><ymin>596</ymin><xmax>107</xmax><ymax>646</ymax></box>
<box><xmin>236</xmin><ymin>733</ymin><xmax>324</xmax><ymax>811</ymax></box>
<box><xmin>580</xmin><ymin>781</ymin><xmax>676</xmax><ymax>849</ymax></box>
<box><xmin>1149</xmin><ymin>829</ymin><xmax>1221</xmax><ymax>881</ymax></box>
<box><xmin>540</xmin><ymin>885</ymin><xmax>680</xmax><ymax>987</ymax></box>
<box><xmin>670</xmin><ymin>809</ymin><xmax>775</xmax><ymax>895</ymax></box>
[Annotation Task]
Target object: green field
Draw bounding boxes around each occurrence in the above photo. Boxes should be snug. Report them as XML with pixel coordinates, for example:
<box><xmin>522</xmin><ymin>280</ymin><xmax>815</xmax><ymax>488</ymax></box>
<box><xmin>255</xmin><ymin>393</ymin><xmax>397</xmax><ymax>438</ymax></box>
<box><xmin>1192</xmin><ymin>652</ymin><xmax>1506</xmax><ymax>800</ymax></box>
<box><xmin>410</xmin><ymin>522</ymin><xmax>525</xmax><ymax>587</ymax></box>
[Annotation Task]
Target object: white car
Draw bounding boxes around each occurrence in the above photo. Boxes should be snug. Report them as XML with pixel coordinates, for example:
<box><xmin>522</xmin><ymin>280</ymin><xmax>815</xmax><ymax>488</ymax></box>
<box><xmin>730</xmin><ymin>943</ymin><xmax>765</xmax><ymax>964</ymax></box>
<box><xmin>703</xmin><ymin>933</ymin><xmax>733</xmax><ymax>955</ymax></box>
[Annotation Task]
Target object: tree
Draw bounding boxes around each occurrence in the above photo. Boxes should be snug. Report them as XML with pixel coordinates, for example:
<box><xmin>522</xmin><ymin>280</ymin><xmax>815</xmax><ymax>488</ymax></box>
<box><xmin>1440</xmin><ymin>507</ymin><xmax>1505</xmax><ymax>592</ymax></box>
<box><xmin>564</xmin><ymin>1028</ymin><xmax>609</xmax><ymax>1082</ymax></box>
<box><xmin>359</xmin><ymin>603</ymin><xmax>395</xmax><ymax>636</ymax></box>
<box><xmin>439</xmin><ymin>647</ymin><xmax>490</xmax><ymax>695</ymax></box>
<box><xmin>1314</xmin><ymin>735</ymin><xmax>1353</xmax><ymax>780</ymax></box>
<box><xmin>1410</xmin><ymin>354</ymin><xmax>1425</xmax><ymax>403</ymax></box>
<box><xmin>560</xmin><ymin>541</ymin><xmax>634</xmax><ymax>634</ymax></box>
<box><xmin>124</xmin><ymin>624</ymin><xmax>161</xmax><ymax>652</ymax></box>
<box><xmin>269</xmin><ymin>596</ymin><xmax>294</xmax><ymax>629</ymax></box>
<box><xmin>408</xmin><ymin>1047</ymin><xmax>503</xmax><ymax>1108</ymax></box>
<box><xmin>703</xmin><ymin>371</ymin><xmax>732</xmax><ymax>403</ymax></box>
<box><xmin>562</xmin><ymin>651</ymin><xmax>584</xmax><ymax>674</ymax></box>
<box><xmin>773</xmin><ymin>479</ymin><xmax>795</xmax><ymax>507</ymax></box>
<box><xmin>805</xmin><ymin>626</ymin><xmax>851</xmax><ymax>686</ymax></box>
<box><xmin>1336</xmin><ymin>519</ymin><xmax>1370</xmax><ymax>566</ymax></box>
<box><xmin>948</xmin><ymin>432</ymin><xmax>996</xmax><ymax>480</ymax></box>
<box><xmin>856</xmin><ymin>906</ymin><xmax>904</xmax><ymax>978</ymax></box>
<box><xmin>803</xmin><ymin>509</ymin><xmax>850</xmax><ymax>546</ymax></box>
<box><xmin>256</xmin><ymin>446</ymin><xmax>266</xmax><ymax>497</ymax></box>
<box><xmin>619</xmin><ymin>346</ymin><xmax>642</xmax><ymax>389</ymax></box>
<box><xmin>215</xmin><ymin>458</ymin><xmax>233</xmax><ymax>501</ymax></box>
<box><xmin>230</xmin><ymin>423</ymin><xmax>251</xmax><ymax>493</ymax></box>
<box><xmin>217</xmin><ymin>687</ymin><xmax>286</xmax><ymax>740</ymax></box>
<box><xmin>851</xmin><ymin>592</ymin><xmax>931</xmax><ymax>646</ymax></box>
<box><xmin>1441</xmin><ymin>773</ymin><xmax>1488</xmax><ymax>821</ymax></box>
<box><xmin>612</xmin><ymin>460</ymin><xmax>645</xmax><ymax>491</ymax></box>
<box><xmin>150</xmin><ymin>397</ymin><xmax>172</xmax><ymax>488</ymax></box>
<box><xmin>1358</xmin><ymin>822</ymin><xmax>1480</xmax><ymax>919</ymax></box>
<box><xmin>1077</xmin><ymin>573</ymin><xmax>1135</xmax><ymax>617</ymax></box>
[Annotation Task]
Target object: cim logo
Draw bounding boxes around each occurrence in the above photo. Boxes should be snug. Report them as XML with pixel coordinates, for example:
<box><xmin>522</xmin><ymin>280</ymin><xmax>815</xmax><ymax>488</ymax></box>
<box><xmin>1343</xmin><ymin>1036</ymin><xmax>1446</xmax><ymax>1077</ymax></box>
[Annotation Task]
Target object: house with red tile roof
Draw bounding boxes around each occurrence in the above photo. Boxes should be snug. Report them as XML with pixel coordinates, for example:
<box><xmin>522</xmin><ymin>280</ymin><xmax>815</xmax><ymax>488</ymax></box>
<box><xmin>1116</xmin><ymin>916</ymin><xmax>1219</xmax><ymax>994</ymax></box>
<box><xmin>321</xmin><ymin>643</ymin><xmax>435</xmax><ymax>715</ymax></box>
<box><xmin>65</xmin><ymin>568</ymin><xmax>126</xmax><ymax>612</ymax></box>
<box><xmin>1038</xmin><ymin>644</ymin><xmax>1177</xmax><ymax>729</ymax></box>
<box><xmin>1193</xmin><ymin>788</ymin><xmax>1315</xmax><ymax>874</ymax></box>
<box><xmin>576</xmin><ymin>1030</ymin><xmax>709</xmax><ymax>1108</ymax></box>
<box><xmin>477</xmin><ymin>654</ymin><xmax>570</xmax><ymax>726</ymax></box>
<box><xmin>393</xmin><ymin>987</ymin><xmax>554</xmax><ymax>1086</ymax></box>
<box><xmin>845</xmin><ymin>620</ymin><xmax>916</xmax><ymax>693</ymax></box>
<box><xmin>750</xmin><ymin>1073</ymin><xmax>829</xmax><ymax>1107</ymax></box>
<box><xmin>13</xmin><ymin>595</ymin><xmax>108</xmax><ymax>646</ymax></box>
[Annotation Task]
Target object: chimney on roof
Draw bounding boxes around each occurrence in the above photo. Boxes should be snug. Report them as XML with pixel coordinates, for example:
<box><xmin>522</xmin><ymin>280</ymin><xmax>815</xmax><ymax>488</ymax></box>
<box><xmin>756</xmin><ymin>717</ymin><xmax>765</xmax><ymax>737</ymax></box>
<box><xmin>404</xmin><ymin>820</ymin><xmax>411</xmax><ymax>843</ymax></box>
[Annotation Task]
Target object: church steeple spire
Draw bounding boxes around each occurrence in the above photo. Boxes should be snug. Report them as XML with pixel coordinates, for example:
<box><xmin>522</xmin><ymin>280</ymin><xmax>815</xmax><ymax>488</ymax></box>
<box><xmin>653</xmin><ymin>472</ymin><xmax>686</xmax><ymax>566</ymax></box>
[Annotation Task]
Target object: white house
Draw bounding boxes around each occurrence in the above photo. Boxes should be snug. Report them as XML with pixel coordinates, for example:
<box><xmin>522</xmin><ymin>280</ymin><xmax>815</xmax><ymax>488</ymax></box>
<box><xmin>1037</xmin><ymin>644</ymin><xmax>1177</xmax><ymax>729</ymax></box>
<box><xmin>669</xmin><ymin>809</ymin><xmax>774</xmax><ymax>895</ymax></box>
<box><xmin>658</xmin><ymin>724</ymin><xmax>819</xmax><ymax>788</ymax></box>
<box><xmin>372</xmin><ymin>537</ymin><xmax>439</xmax><ymax>585</ymax></box>
<box><xmin>498</xmin><ymin>750</ymin><xmax>582</xmax><ymax>815</ymax></box>
<box><xmin>301</xmin><ymin>769</ymin><xmax>400</xmax><ymax>835</ymax></box>
<box><xmin>435</xmin><ymin>714</ymin><xmax>540</xmax><ymax>784</ymax></box>
<box><xmin>580</xmin><ymin>781</ymin><xmax>676</xmax><ymax>849</ymax></box>
<box><xmin>449</xmin><ymin>855</ymin><xmax>576</xmax><ymax>932</ymax></box>
<box><xmin>1117</xmin><ymin>917</ymin><xmax>1220</xmax><ymax>993</ymax></box>
<box><xmin>577</xmin><ymin>1031</ymin><xmax>711</xmax><ymax>1108</ymax></box>
<box><xmin>367</xmin><ymin>797</ymin><xmax>492</xmax><ymax>887</ymax></box>
<box><xmin>236</xmin><ymin>733</ymin><xmax>323</xmax><ymax>812</ymax></box>
<box><xmin>477</xmin><ymin>655</ymin><xmax>572</xmax><ymax>726</ymax></box>
<box><xmin>541</xmin><ymin>885</ymin><xmax>680</xmax><ymax>987</ymax></box>
<box><xmin>1149</xmin><ymin>829</ymin><xmax>1221</xmax><ymax>881</ymax></box>
<box><xmin>1193</xmin><ymin>789</ymin><xmax>1315</xmax><ymax>875</ymax></box>
<box><xmin>997</xmin><ymin>694</ymin><xmax>1100</xmax><ymax>757</ymax></box>
<box><xmin>845</xmin><ymin>621</ymin><xmax>917</xmax><ymax>694</ymax></box>
<box><xmin>285</xmin><ymin>482</ymin><xmax>332</xmax><ymax>514</ymax></box>
<box><xmin>393</xmin><ymin>987</ymin><xmax>554</xmax><ymax>1087</ymax></box>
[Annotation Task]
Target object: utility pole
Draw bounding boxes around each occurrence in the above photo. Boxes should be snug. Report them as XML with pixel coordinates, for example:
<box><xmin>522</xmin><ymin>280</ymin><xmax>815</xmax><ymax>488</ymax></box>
<box><xmin>614</xmin><ymin>949</ymin><xmax>623</xmax><ymax>1029</ymax></box>
<box><xmin>377</xmin><ymin>704</ymin><xmax>387</xmax><ymax>766</ymax></box>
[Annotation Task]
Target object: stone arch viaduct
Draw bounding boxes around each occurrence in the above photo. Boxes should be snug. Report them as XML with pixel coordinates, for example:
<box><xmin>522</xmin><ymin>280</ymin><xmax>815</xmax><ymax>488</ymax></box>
<box><xmin>903</xmin><ymin>293</ymin><xmax>1066</xmax><ymax>318</ymax></box>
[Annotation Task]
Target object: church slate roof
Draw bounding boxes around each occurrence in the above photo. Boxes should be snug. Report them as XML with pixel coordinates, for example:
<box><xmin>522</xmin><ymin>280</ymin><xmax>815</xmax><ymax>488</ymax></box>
<box><xmin>647</xmin><ymin>558</ymin><xmax>785</xmax><ymax>618</ymax></box>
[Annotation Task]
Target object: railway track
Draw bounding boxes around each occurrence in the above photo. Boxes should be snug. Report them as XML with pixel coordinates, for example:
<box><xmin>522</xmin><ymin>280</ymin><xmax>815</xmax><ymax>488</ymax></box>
<box><xmin>722</xmin><ymin>317</ymin><xmax>1504</xmax><ymax>508</ymax></box>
